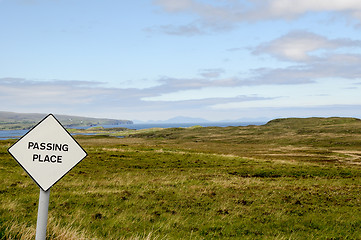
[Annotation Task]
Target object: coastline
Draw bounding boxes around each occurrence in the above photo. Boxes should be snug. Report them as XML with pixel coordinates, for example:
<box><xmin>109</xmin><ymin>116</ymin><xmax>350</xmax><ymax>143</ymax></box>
<box><xmin>0</xmin><ymin>121</ymin><xmax>265</xmax><ymax>140</ymax></box>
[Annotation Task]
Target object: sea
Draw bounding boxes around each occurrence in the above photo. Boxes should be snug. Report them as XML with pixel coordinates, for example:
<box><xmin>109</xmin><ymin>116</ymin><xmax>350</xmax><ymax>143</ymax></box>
<box><xmin>0</xmin><ymin>122</ymin><xmax>265</xmax><ymax>140</ymax></box>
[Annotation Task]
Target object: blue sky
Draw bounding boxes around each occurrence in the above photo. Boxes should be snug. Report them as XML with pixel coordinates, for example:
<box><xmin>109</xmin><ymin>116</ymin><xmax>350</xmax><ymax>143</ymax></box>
<box><xmin>1</xmin><ymin>0</ymin><xmax>361</xmax><ymax>122</ymax></box>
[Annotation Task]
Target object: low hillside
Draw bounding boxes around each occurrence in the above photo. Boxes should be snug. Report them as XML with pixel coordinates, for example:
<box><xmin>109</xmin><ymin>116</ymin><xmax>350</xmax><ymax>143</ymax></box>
<box><xmin>118</xmin><ymin>117</ymin><xmax>361</xmax><ymax>163</ymax></box>
<box><xmin>129</xmin><ymin>117</ymin><xmax>361</xmax><ymax>142</ymax></box>
<box><xmin>68</xmin><ymin>117</ymin><xmax>361</xmax><ymax>163</ymax></box>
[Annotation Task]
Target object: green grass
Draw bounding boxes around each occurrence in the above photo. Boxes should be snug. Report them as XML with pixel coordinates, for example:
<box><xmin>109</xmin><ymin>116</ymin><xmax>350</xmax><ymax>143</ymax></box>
<box><xmin>1</xmin><ymin>117</ymin><xmax>361</xmax><ymax>239</ymax></box>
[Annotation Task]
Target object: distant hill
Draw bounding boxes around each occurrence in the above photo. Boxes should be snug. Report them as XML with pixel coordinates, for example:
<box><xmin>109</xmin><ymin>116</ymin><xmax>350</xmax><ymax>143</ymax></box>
<box><xmin>265</xmin><ymin>117</ymin><xmax>361</xmax><ymax>127</ymax></box>
<box><xmin>0</xmin><ymin>111</ymin><xmax>133</xmax><ymax>130</ymax></box>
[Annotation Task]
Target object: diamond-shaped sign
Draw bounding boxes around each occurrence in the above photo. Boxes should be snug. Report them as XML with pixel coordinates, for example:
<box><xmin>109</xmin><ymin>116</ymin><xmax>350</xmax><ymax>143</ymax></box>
<box><xmin>8</xmin><ymin>114</ymin><xmax>87</xmax><ymax>191</ymax></box>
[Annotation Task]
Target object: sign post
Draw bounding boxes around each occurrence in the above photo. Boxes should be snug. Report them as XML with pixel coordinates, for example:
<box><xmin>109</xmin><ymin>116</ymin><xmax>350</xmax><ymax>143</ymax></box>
<box><xmin>36</xmin><ymin>189</ymin><xmax>50</xmax><ymax>240</ymax></box>
<box><xmin>8</xmin><ymin>114</ymin><xmax>87</xmax><ymax>239</ymax></box>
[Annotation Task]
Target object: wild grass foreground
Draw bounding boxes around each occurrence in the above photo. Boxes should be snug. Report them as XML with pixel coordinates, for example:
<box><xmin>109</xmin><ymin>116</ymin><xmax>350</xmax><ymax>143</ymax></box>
<box><xmin>1</xmin><ymin>117</ymin><xmax>361</xmax><ymax>239</ymax></box>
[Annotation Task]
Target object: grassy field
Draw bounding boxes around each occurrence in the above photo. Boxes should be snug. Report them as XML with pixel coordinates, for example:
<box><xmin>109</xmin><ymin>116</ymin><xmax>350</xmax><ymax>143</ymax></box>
<box><xmin>1</xmin><ymin>117</ymin><xmax>361</xmax><ymax>239</ymax></box>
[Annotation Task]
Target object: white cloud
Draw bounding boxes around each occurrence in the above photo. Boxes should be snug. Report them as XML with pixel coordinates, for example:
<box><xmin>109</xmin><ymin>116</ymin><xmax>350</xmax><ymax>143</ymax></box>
<box><xmin>149</xmin><ymin>22</ymin><xmax>205</xmax><ymax>36</ymax></box>
<box><xmin>248</xmin><ymin>53</ymin><xmax>361</xmax><ymax>87</ymax></box>
<box><xmin>0</xmin><ymin>78</ymin><xmax>109</xmax><ymax>107</ymax></box>
<box><xmin>152</xmin><ymin>0</ymin><xmax>361</xmax><ymax>35</ymax></box>
<box><xmin>247</xmin><ymin>31</ymin><xmax>361</xmax><ymax>87</ymax></box>
<box><xmin>253</xmin><ymin>31</ymin><xmax>361</xmax><ymax>62</ymax></box>
<box><xmin>199</xmin><ymin>68</ymin><xmax>225</xmax><ymax>78</ymax></box>
<box><xmin>2</xmin><ymin>75</ymin><xmax>360</xmax><ymax>121</ymax></box>
<box><xmin>154</xmin><ymin>0</ymin><xmax>243</xmax><ymax>21</ymax></box>
<box><xmin>265</xmin><ymin>0</ymin><xmax>361</xmax><ymax>20</ymax></box>
<box><xmin>253</xmin><ymin>31</ymin><xmax>334</xmax><ymax>62</ymax></box>
<box><xmin>194</xmin><ymin>0</ymin><xmax>361</xmax><ymax>21</ymax></box>
<box><xmin>0</xmin><ymin>77</ymin><xmax>272</xmax><ymax>118</ymax></box>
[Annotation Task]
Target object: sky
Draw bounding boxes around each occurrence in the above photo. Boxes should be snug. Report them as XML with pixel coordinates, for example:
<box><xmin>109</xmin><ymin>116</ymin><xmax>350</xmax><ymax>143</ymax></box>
<box><xmin>1</xmin><ymin>0</ymin><xmax>361</xmax><ymax>122</ymax></box>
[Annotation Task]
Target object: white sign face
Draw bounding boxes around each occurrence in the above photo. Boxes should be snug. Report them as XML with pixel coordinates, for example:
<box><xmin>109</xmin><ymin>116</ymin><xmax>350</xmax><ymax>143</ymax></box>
<box><xmin>8</xmin><ymin>114</ymin><xmax>87</xmax><ymax>191</ymax></box>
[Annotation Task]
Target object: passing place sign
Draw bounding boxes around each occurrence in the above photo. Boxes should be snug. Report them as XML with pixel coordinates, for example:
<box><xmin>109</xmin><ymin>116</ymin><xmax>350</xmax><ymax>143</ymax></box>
<box><xmin>8</xmin><ymin>114</ymin><xmax>87</xmax><ymax>191</ymax></box>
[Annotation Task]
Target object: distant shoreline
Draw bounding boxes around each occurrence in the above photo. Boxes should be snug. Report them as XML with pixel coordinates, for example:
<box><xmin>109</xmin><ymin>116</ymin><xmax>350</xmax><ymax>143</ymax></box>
<box><xmin>0</xmin><ymin>121</ymin><xmax>265</xmax><ymax>140</ymax></box>
<box><xmin>0</xmin><ymin>111</ymin><xmax>133</xmax><ymax>131</ymax></box>
<box><xmin>89</xmin><ymin>121</ymin><xmax>266</xmax><ymax>130</ymax></box>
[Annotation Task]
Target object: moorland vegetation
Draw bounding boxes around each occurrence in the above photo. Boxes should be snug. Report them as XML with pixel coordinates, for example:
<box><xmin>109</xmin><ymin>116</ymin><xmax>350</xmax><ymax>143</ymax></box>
<box><xmin>1</xmin><ymin>117</ymin><xmax>361</xmax><ymax>239</ymax></box>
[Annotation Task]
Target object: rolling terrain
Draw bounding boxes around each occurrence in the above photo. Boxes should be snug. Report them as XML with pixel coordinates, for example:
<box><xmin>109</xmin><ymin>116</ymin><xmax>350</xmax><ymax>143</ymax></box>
<box><xmin>1</xmin><ymin>117</ymin><xmax>361</xmax><ymax>239</ymax></box>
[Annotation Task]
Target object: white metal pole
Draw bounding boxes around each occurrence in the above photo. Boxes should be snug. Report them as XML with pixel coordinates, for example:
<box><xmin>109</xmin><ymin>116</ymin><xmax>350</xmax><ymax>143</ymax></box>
<box><xmin>35</xmin><ymin>188</ymin><xmax>50</xmax><ymax>240</ymax></box>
